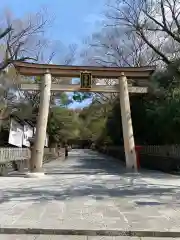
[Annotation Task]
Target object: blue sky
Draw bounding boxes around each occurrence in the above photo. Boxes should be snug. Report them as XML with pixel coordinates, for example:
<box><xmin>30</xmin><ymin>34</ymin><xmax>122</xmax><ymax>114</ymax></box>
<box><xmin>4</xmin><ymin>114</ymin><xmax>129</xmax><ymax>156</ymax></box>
<box><xmin>0</xmin><ymin>0</ymin><xmax>105</xmax><ymax>109</ymax></box>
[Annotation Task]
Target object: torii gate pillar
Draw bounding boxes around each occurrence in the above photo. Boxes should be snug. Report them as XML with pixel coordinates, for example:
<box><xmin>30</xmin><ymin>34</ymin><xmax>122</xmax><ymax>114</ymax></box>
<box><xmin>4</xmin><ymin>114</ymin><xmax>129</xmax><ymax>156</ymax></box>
<box><xmin>119</xmin><ymin>73</ymin><xmax>137</xmax><ymax>171</ymax></box>
<box><xmin>29</xmin><ymin>69</ymin><xmax>51</xmax><ymax>174</ymax></box>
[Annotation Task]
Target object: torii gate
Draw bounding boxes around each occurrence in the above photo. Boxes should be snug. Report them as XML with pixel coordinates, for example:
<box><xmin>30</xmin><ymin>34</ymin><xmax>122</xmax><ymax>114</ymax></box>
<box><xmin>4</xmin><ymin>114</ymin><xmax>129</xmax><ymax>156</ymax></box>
<box><xmin>14</xmin><ymin>62</ymin><xmax>155</xmax><ymax>176</ymax></box>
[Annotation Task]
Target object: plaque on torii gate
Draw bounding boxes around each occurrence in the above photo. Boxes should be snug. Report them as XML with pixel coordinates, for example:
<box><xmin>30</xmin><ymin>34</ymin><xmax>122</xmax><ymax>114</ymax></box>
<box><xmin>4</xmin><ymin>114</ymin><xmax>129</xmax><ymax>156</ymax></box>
<box><xmin>80</xmin><ymin>71</ymin><xmax>92</xmax><ymax>90</ymax></box>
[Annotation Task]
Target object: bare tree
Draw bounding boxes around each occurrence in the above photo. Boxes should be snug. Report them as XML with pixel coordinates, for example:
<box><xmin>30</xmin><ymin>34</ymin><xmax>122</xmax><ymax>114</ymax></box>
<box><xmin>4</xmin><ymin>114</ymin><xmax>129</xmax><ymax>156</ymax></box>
<box><xmin>0</xmin><ymin>7</ymin><xmax>54</xmax><ymax>130</ymax></box>
<box><xmin>0</xmin><ymin>8</ymin><xmax>51</xmax><ymax>72</ymax></box>
<box><xmin>0</xmin><ymin>66</ymin><xmax>21</xmax><ymax>130</ymax></box>
<box><xmin>0</xmin><ymin>8</ymin><xmax>78</xmax><ymax>133</ymax></box>
<box><xmin>80</xmin><ymin>22</ymin><xmax>159</xmax><ymax>103</ymax></box>
<box><xmin>105</xmin><ymin>0</ymin><xmax>180</xmax><ymax>65</ymax></box>
<box><xmin>81</xmin><ymin>25</ymin><xmax>159</xmax><ymax>67</ymax></box>
<box><xmin>61</xmin><ymin>44</ymin><xmax>77</xmax><ymax>65</ymax></box>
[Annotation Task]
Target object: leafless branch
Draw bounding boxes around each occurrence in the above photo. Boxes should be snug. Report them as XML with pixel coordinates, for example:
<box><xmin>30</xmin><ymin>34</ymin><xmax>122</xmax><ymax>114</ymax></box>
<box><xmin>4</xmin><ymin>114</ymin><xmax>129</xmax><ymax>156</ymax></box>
<box><xmin>105</xmin><ymin>0</ymin><xmax>180</xmax><ymax>65</ymax></box>
<box><xmin>0</xmin><ymin>26</ymin><xmax>12</xmax><ymax>40</ymax></box>
<box><xmin>0</xmin><ymin>8</ymin><xmax>52</xmax><ymax>72</ymax></box>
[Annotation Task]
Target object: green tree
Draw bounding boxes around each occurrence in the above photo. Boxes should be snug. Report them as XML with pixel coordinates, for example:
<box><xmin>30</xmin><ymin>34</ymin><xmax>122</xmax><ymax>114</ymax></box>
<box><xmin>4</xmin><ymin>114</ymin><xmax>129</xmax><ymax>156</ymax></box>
<box><xmin>47</xmin><ymin>107</ymin><xmax>80</xmax><ymax>146</ymax></box>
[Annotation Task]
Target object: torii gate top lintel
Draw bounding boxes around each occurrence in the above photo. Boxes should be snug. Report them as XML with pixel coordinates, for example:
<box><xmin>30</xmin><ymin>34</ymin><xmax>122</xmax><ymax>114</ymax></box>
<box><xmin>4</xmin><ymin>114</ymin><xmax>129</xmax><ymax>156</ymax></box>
<box><xmin>14</xmin><ymin>61</ymin><xmax>155</xmax><ymax>79</ymax></box>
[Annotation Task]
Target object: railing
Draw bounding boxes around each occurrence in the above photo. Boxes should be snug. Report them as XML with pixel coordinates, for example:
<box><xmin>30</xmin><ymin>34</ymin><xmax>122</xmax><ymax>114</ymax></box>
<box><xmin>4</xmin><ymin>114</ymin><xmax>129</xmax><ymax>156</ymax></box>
<box><xmin>0</xmin><ymin>148</ymin><xmax>31</xmax><ymax>163</ymax></box>
<box><xmin>0</xmin><ymin>147</ymin><xmax>65</xmax><ymax>163</ymax></box>
<box><xmin>96</xmin><ymin>145</ymin><xmax>180</xmax><ymax>172</ymax></box>
<box><xmin>139</xmin><ymin>145</ymin><xmax>180</xmax><ymax>172</ymax></box>
<box><xmin>97</xmin><ymin>145</ymin><xmax>180</xmax><ymax>158</ymax></box>
<box><xmin>0</xmin><ymin>147</ymin><xmax>65</xmax><ymax>176</ymax></box>
<box><xmin>140</xmin><ymin>144</ymin><xmax>180</xmax><ymax>158</ymax></box>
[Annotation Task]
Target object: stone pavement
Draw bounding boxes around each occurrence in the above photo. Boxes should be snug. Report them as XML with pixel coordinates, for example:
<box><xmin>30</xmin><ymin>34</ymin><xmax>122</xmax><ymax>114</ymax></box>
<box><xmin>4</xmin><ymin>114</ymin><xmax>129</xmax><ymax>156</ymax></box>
<box><xmin>0</xmin><ymin>236</ymin><xmax>179</xmax><ymax>240</ymax></box>
<box><xmin>0</xmin><ymin>149</ymin><xmax>180</xmax><ymax>239</ymax></box>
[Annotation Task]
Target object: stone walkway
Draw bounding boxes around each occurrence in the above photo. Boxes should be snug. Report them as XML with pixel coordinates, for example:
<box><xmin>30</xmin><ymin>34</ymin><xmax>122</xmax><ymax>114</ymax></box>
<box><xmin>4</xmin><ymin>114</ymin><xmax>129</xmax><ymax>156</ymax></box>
<box><xmin>0</xmin><ymin>236</ymin><xmax>178</xmax><ymax>240</ymax></box>
<box><xmin>0</xmin><ymin>149</ymin><xmax>180</xmax><ymax>239</ymax></box>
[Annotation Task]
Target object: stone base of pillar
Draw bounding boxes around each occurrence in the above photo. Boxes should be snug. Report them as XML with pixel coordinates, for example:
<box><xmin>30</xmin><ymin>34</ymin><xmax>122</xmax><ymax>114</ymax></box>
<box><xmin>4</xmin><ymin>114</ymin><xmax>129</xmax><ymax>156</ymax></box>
<box><xmin>26</xmin><ymin>172</ymin><xmax>46</xmax><ymax>178</ymax></box>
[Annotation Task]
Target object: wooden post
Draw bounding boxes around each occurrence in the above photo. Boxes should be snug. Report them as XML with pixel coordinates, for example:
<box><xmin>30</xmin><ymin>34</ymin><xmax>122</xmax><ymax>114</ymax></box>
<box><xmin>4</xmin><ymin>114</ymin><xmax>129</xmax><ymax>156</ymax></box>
<box><xmin>30</xmin><ymin>70</ymin><xmax>51</xmax><ymax>173</ymax></box>
<box><xmin>119</xmin><ymin>73</ymin><xmax>137</xmax><ymax>171</ymax></box>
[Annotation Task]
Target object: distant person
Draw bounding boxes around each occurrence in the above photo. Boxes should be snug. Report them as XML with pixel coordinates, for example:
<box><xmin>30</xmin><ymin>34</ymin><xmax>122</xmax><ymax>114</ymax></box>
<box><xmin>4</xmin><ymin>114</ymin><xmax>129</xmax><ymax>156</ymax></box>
<box><xmin>58</xmin><ymin>144</ymin><xmax>61</xmax><ymax>157</ymax></box>
<box><xmin>65</xmin><ymin>143</ymin><xmax>68</xmax><ymax>158</ymax></box>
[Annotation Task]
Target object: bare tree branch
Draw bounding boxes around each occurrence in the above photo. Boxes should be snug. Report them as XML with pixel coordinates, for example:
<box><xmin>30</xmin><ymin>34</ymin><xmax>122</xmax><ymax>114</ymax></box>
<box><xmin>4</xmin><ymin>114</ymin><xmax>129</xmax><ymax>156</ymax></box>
<box><xmin>0</xmin><ymin>26</ymin><xmax>12</xmax><ymax>40</ymax></box>
<box><xmin>105</xmin><ymin>0</ymin><xmax>180</xmax><ymax>65</ymax></box>
<box><xmin>0</xmin><ymin>8</ymin><xmax>51</xmax><ymax>72</ymax></box>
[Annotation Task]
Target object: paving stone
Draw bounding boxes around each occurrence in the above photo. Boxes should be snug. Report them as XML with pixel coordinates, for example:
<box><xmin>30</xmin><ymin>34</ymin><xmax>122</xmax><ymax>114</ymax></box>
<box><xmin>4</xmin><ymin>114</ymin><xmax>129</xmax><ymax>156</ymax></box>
<box><xmin>0</xmin><ymin>235</ymin><xmax>36</xmax><ymax>240</ymax></box>
<box><xmin>36</xmin><ymin>236</ymin><xmax>87</xmax><ymax>240</ymax></box>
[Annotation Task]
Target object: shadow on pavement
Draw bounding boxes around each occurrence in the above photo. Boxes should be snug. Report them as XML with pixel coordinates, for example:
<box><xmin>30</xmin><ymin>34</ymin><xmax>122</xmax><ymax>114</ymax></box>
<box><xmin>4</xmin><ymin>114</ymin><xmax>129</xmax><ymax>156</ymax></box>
<box><xmin>45</xmin><ymin>153</ymin><xmax>180</xmax><ymax>180</ymax></box>
<box><xmin>0</xmin><ymin>180</ymin><xmax>180</xmax><ymax>206</ymax></box>
<box><xmin>1</xmin><ymin>150</ymin><xmax>180</xmax><ymax>207</ymax></box>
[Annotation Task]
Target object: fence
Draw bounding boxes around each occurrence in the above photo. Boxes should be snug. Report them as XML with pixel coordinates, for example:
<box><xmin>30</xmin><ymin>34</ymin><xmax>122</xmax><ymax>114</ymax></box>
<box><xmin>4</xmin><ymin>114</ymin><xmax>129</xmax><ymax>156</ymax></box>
<box><xmin>139</xmin><ymin>145</ymin><xmax>180</xmax><ymax>172</ymax></box>
<box><xmin>97</xmin><ymin>145</ymin><xmax>180</xmax><ymax>172</ymax></box>
<box><xmin>0</xmin><ymin>147</ymin><xmax>65</xmax><ymax>176</ymax></box>
<box><xmin>140</xmin><ymin>144</ymin><xmax>180</xmax><ymax>158</ymax></box>
<box><xmin>0</xmin><ymin>148</ymin><xmax>31</xmax><ymax>163</ymax></box>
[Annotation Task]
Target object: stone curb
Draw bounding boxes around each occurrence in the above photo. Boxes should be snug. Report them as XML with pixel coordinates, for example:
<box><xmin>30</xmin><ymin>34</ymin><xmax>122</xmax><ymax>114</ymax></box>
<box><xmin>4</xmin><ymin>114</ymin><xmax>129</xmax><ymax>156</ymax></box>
<box><xmin>0</xmin><ymin>228</ymin><xmax>180</xmax><ymax>237</ymax></box>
